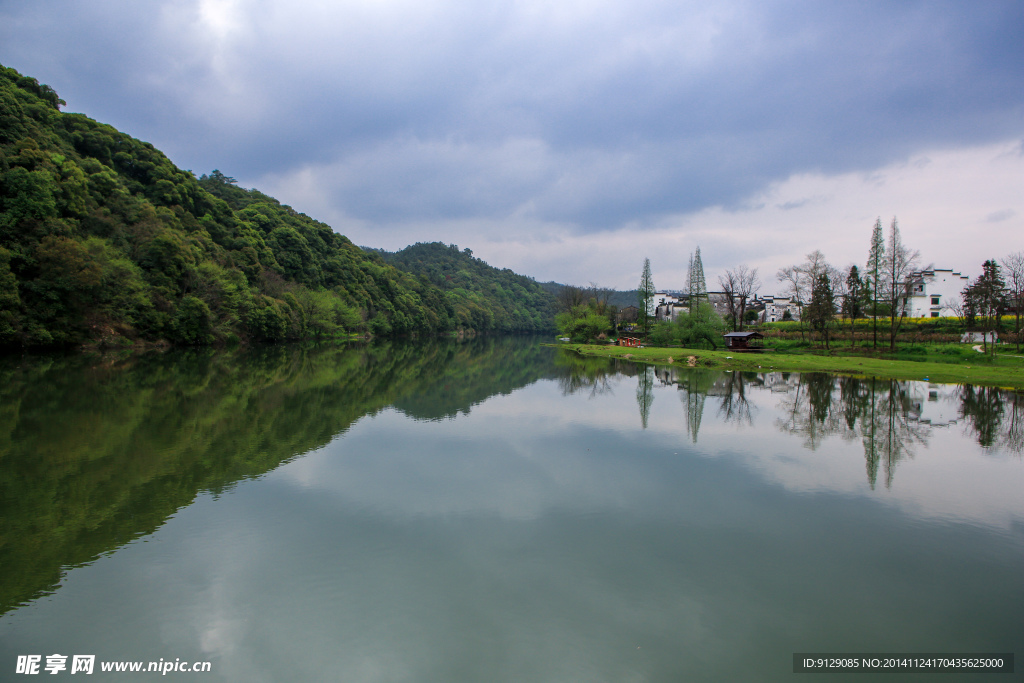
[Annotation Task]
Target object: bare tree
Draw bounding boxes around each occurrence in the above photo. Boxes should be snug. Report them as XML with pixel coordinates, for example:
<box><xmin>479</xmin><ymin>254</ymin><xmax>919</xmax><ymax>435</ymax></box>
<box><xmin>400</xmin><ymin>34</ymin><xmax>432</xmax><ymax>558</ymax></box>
<box><xmin>719</xmin><ymin>270</ymin><xmax>740</xmax><ymax>331</ymax></box>
<box><xmin>557</xmin><ymin>284</ymin><xmax>586</xmax><ymax>313</ymax></box>
<box><xmin>942</xmin><ymin>296</ymin><xmax>969</xmax><ymax>333</ymax></box>
<box><xmin>1002</xmin><ymin>251</ymin><xmax>1024</xmax><ymax>352</ymax></box>
<box><xmin>735</xmin><ymin>265</ymin><xmax>760</xmax><ymax>331</ymax></box>
<box><xmin>882</xmin><ymin>217</ymin><xmax>920</xmax><ymax>352</ymax></box>
<box><xmin>803</xmin><ymin>250</ymin><xmax>831</xmax><ymax>283</ymax></box>
<box><xmin>777</xmin><ymin>251</ymin><xmax>830</xmax><ymax>339</ymax></box>
<box><xmin>776</xmin><ymin>265</ymin><xmax>806</xmax><ymax>338</ymax></box>
<box><xmin>587</xmin><ymin>282</ymin><xmax>613</xmax><ymax>316</ymax></box>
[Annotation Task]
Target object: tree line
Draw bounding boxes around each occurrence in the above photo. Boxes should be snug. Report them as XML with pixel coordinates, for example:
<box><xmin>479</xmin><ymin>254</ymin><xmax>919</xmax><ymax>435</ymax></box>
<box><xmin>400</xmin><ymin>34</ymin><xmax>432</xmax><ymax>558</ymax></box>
<box><xmin>646</xmin><ymin>217</ymin><xmax>1024</xmax><ymax>355</ymax></box>
<box><xmin>774</xmin><ymin>217</ymin><xmax>1023</xmax><ymax>354</ymax></box>
<box><xmin>563</xmin><ymin>217</ymin><xmax>1021</xmax><ymax>357</ymax></box>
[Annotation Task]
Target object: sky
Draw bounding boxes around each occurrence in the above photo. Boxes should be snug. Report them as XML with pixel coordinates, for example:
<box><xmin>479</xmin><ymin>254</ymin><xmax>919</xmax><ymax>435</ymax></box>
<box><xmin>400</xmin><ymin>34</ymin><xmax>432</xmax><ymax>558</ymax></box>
<box><xmin>2</xmin><ymin>0</ymin><xmax>1022</xmax><ymax>290</ymax></box>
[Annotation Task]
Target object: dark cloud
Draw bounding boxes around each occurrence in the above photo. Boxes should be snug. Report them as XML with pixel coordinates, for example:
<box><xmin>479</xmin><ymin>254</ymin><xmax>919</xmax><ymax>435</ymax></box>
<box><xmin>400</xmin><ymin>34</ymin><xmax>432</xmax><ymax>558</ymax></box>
<box><xmin>2</xmin><ymin>0</ymin><xmax>1022</xmax><ymax>232</ymax></box>
<box><xmin>985</xmin><ymin>209</ymin><xmax>1015</xmax><ymax>223</ymax></box>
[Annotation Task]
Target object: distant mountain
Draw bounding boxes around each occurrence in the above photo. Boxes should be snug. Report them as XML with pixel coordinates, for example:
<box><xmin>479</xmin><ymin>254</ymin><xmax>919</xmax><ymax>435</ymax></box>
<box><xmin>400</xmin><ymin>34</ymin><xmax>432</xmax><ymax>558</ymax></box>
<box><xmin>0</xmin><ymin>64</ymin><xmax>534</xmax><ymax>348</ymax></box>
<box><xmin>538</xmin><ymin>281</ymin><xmax>640</xmax><ymax>310</ymax></box>
<box><xmin>377</xmin><ymin>242</ymin><xmax>556</xmax><ymax>333</ymax></box>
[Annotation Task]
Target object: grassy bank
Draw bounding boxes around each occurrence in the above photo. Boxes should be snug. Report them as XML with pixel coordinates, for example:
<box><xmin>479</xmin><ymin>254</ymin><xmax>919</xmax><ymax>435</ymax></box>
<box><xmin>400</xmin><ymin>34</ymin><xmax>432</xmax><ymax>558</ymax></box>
<box><xmin>551</xmin><ymin>343</ymin><xmax>1024</xmax><ymax>389</ymax></box>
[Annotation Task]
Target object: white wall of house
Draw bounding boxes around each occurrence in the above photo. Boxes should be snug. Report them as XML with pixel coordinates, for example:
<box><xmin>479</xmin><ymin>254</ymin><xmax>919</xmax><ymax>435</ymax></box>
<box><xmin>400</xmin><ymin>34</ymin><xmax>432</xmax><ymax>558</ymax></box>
<box><xmin>902</xmin><ymin>269</ymin><xmax>969</xmax><ymax>318</ymax></box>
<box><xmin>706</xmin><ymin>292</ymin><xmax>732</xmax><ymax>318</ymax></box>
<box><xmin>655</xmin><ymin>302</ymin><xmax>688</xmax><ymax>322</ymax></box>
<box><xmin>757</xmin><ymin>296</ymin><xmax>801</xmax><ymax>323</ymax></box>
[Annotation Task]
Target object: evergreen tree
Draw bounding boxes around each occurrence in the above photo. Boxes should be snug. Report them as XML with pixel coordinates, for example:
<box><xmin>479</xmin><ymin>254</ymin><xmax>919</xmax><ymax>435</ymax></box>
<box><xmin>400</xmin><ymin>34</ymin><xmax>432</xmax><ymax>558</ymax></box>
<box><xmin>883</xmin><ymin>217</ymin><xmax>919</xmax><ymax>352</ymax></box>
<box><xmin>638</xmin><ymin>258</ymin><xmax>655</xmax><ymax>338</ymax></box>
<box><xmin>965</xmin><ymin>259</ymin><xmax>1007</xmax><ymax>354</ymax></box>
<box><xmin>866</xmin><ymin>218</ymin><xmax>885</xmax><ymax>348</ymax></box>
<box><xmin>806</xmin><ymin>272</ymin><xmax>835</xmax><ymax>350</ymax></box>
<box><xmin>843</xmin><ymin>265</ymin><xmax>864</xmax><ymax>345</ymax></box>
<box><xmin>686</xmin><ymin>253</ymin><xmax>694</xmax><ymax>304</ymax></box>
<box><xmin>688</xmin><ymin>246</ymin><xmax>707</xmax><ymax>314</ymax></box>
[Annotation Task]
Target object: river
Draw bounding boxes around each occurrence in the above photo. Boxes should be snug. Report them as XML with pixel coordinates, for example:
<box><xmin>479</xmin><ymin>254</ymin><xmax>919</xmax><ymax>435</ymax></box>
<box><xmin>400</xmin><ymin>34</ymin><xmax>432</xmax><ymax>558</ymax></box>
<box><xmin>1</xmin><ymin>337</ymin><xmax>1021</xmax><ymax>681</ymax></box>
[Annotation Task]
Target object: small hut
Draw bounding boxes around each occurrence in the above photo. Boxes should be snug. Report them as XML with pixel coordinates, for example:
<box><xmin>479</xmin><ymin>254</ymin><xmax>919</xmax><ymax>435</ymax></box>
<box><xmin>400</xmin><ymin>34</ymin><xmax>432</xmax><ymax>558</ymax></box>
<box><xmin>722</xmin><ymin>331</ymin><xmax>764</xmax><ymax>351</ymax></box>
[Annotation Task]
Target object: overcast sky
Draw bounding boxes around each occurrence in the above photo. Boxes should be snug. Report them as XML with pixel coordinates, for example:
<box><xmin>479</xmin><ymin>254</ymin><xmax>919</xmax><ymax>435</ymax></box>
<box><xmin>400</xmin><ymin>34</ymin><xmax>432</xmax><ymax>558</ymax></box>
<box><xmin>2</xmin><ymin>0</ymin><xmax>1022</xmax><ymax>290</ymax></box>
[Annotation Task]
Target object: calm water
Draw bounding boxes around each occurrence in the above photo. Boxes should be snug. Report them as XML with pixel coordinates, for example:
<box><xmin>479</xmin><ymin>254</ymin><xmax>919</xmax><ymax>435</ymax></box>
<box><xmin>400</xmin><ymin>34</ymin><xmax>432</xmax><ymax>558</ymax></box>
<box><xmin>1</xmin><ymin>338</ymin><xmax>1021</xmax><ymax>681</ymax></box>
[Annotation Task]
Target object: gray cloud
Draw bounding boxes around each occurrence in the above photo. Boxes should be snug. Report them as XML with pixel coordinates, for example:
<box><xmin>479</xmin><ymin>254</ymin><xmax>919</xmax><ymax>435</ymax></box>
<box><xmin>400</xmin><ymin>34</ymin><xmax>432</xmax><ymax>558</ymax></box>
<box><xmin>2</xmin><ymin>0</ymin><xmax>1022</xmax><ymax>240</ymax></box>
<box><xmin>985</xmin><ymin>209</ymin><xmax>1015</xmax><ymax>223</ymax></box>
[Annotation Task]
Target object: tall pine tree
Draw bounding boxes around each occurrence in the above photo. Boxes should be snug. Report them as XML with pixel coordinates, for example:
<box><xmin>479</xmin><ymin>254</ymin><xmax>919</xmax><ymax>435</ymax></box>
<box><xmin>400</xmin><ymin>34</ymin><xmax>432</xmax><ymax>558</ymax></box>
<box><xmin>688</xmin><ymin>246</ymin><xmax>707</xmax><ymax>314</ymax></box>
<box><xmin>807</xmin><ymin>272</ymin><xmax>835</xmax><ymax>350</ymax></box>
<box><xmin>866</xmin><ymin>218</ymin><xmax>885</xmax><ymax>349</ymax></box>
<box><xmin>638</xmin><ymin>258</ymin><xmax>655</xmax><ymax>338</ymax></box>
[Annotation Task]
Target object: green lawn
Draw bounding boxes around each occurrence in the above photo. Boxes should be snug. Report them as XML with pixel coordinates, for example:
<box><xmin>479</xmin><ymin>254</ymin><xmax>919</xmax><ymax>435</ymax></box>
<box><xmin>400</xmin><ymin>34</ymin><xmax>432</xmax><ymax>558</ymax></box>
<box><xmin>551</xmin><ymin>342</ymin><xmax>1024</xmax><ymax>389</ymax></box>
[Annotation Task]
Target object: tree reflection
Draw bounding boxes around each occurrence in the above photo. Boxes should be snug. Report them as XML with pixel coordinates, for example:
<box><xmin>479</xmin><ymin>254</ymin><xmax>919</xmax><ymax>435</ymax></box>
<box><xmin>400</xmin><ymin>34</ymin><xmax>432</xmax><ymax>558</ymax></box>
<box><xmin>676</xmin><ymin>369</ymin><xmax>720</xmax><ymax>443</ymax></box>
<box><xmin>773</xmin><ymin>375</ymin><xmax>930</xmax><ymax>488</ymax></box>
<box><xmin>1001</xmin><ymin>392</ymin><xmax>1024</xmax><ymax>454</ymax></box>
<box><xmin>637</xmin><ymin>366</ymin><xmax>654</xmax><ymax>429</ymax></box>
<box><xmin>0</xmin><ymin>336</ymin><xmax>556</xmax><ymax>615</ymax></box>
<box><xmin>860</xmin><ymin>379</ymin><xmax>930</xmax><ymax>489</ymax></box>
<box><xmin>775</xmin><ymin>373</ymin><xmax>850</xmax><ymax>452</ymax></box>
<box><xmin>959</xmin><ymin>385</ymin><xmax>1004</xmax><ymax>448</ymax></box>
<box><xmin>565</xmin><ymin>354</ymin><xmax>1024</xmax><ymax>483</ymax></box>
<box><xmin>958</xmin><ymin>385</ymin><xmax>1024</xmax><ymax>455</ymax></box>
<box><xmin>644</xmin><ymin>362</ymin><xmax>1023</xmax><ymax>480</ymax></box>
<box><xmin>553</xmin><ymin>352</ymin><xmax>624</xmax><ymax>398</ymax></box>
<box><xmin>716</xmin><ymin>371</ymin><xmax>756</xmax><ymax>427</ymax></box>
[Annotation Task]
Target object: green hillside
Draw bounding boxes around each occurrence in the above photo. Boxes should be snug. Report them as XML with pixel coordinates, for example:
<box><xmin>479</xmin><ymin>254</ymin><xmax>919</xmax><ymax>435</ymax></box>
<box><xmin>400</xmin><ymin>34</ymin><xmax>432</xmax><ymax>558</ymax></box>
<box><xmin>378</xmin><ymin>241</ymin><xmax>556</xmax><ymax>333</ymax></box>
<box><xmin>0</xmin><ymin>64</ymin><xmax>482</xmax><ymax>347</ymax></box>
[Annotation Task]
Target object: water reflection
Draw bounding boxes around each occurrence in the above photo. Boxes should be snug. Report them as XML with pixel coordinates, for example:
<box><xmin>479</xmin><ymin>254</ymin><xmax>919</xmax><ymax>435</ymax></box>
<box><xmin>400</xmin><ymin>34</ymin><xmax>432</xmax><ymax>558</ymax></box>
<box><xmin>957</xmin><ymin>384</ymin><xmax>1024</xmax><ymax>454</ymax></box>
<box><xmin>2</xmin><ymin>344</ymin><xmax>1022</xmax><ymax>681</ymax></box>
<box><xmin>4</xmin><ymin>343</ymin><xmax>1021</xmax><ymax>620</ymax></box>
<box><xmin>0</xmin><ymin>336</ymin><xmax>555</xmax><ymax>614</ymax></box>
<box><xmin>637</xmin><ymin>366</ymin><xmax>654</xmax><ymax>429</ymax></box>
<box><xmin>552</xmin><ymin>352</ymin><xmax>621</xmax><ymax>398</ymax></box>
<box><xmin>678</xmin><ymin>370</ymin><xmax>718</xmax><ymax>442</ymax></box>
<box><xmin>716</xmin><ymin>371</ymin><xmax>756</xmax><ymax>427</ymax></box>
<box><xmin>608</xmin><ymin>364</ymin><xmax>1024</xmax><ymax>489</ymax></box>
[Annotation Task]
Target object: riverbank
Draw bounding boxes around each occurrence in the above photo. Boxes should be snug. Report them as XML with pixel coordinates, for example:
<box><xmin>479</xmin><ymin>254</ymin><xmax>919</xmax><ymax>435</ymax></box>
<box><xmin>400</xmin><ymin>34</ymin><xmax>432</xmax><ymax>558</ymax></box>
<box><xmin>551</xmin><ymin>343</ymin><xmax>1024</xmax><ymax>389</ymax></box>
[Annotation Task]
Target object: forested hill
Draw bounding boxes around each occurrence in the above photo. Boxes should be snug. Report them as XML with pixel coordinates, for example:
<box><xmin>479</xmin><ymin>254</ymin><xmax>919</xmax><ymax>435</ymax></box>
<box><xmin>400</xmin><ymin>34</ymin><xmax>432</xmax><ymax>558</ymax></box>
<box><xmin>0</xmin><ymin>63</ymin><xmax>523</xmax><ymax>348</ymax></box>
<box><xmin>538</xmin><ymin>281</ymin><xmax>639</xmax><ymax>310</ymax></box>
<box><xmin>377</xmin><ymin>242</ymin><xmax>556</xmax><ymax>333</ymax></box>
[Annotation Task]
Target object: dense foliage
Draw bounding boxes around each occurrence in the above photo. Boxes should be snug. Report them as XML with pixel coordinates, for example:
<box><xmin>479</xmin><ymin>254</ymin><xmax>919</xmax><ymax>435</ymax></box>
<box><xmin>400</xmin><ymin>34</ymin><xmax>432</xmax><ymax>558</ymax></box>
<box><xmin>0</xmin><ymin>64</ymin><xmax>551</xmax><ymax>348</ymax></box>
<box><xmin>648</xmin><ymin>302</ymin><xmax>726</xmax><ymax>349</ymax></box>
<box><xmin>376</xmin><ymin>241</ymin><xmax>556</xmax><ymax>333</ymax></box>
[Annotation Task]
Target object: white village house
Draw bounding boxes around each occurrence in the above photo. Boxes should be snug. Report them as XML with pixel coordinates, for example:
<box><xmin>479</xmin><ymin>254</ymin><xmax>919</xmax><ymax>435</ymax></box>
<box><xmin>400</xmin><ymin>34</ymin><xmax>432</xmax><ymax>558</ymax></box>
<box><xmin>756</xmin><ymin>295</ymin><xmax>801</xmax><ymax>323</ymax></box>
<box><xmin>646</xmin><ymin>265</ymin><xmax>971</xmax><ymax>326</ymax></box>
<box><xmin>654</xmin><ymin>291</ymin><xmax>744</xmax><ymax>322</ymax></box>
<box><xmin>653</xmin><ymin>292</ymin><xmax>687</xmax><ymax>322</ymax></box>
<box><xmin>900</xmin><ymin>268</ymin><xmax>970</xmax><ymax>318</ymax></box>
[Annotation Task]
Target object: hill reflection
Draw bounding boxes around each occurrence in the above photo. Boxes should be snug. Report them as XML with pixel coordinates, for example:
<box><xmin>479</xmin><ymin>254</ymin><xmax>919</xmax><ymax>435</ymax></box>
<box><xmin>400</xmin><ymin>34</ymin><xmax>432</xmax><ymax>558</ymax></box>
<box><xmin>0</xmin><ymin>337</ymin><xmax>555</xmax><ymax>614</ymax></box>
